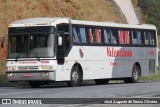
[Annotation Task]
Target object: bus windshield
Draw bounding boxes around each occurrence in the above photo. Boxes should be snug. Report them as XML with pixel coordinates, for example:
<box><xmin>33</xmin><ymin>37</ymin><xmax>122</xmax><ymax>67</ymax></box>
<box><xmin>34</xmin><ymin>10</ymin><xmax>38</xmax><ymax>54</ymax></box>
<box><xmin>8</xmin><ymin>34</ymin><xmax>55</xmax><ymax>59</ymax></box>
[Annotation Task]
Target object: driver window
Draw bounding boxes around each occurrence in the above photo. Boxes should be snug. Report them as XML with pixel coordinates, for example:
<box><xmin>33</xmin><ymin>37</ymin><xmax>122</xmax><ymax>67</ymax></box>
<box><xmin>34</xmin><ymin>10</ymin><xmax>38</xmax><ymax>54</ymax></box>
<box><xmin>57</xmin><ymin>24</ymin><xmax>70</xmax><ymax>55</ymax></box>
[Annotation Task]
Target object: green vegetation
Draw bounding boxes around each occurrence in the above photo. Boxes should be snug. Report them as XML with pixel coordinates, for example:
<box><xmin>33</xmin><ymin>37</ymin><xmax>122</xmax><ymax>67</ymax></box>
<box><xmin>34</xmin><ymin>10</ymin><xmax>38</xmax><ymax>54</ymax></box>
<box><xmin>138</xmin><ymin>0</ymin><xmax>160</xmax><ymax>35</ymax></box>
<box><xmin>0</xmin><ymin>72</ymin><xmax>8</xmax><ymax>87</ymax></box>
<box><xmin>132</xmin><ymin>0</ymin><xmax>138</xmax><ymax>7</ymax></box>
<box><xmin>140</xmin><ymin>61</ymin><xmax>160</xmax><ymax>81</ymax></box>
<box><xmin>140</xmin><ymin>71</ymin><xmax>160</xmax><ymax>82</ymax></box>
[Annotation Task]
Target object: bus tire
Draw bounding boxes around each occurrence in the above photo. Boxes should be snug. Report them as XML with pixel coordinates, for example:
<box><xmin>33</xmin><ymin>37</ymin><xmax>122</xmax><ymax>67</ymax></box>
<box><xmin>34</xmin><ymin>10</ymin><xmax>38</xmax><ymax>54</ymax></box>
<box><xmin>124</xmin><ymin>64</ymin><xmax>140</xmax><ymax>83</ymax></box>
<box><xmin>94</xmin><ymin>79</ymin><xmax>109</xmax><ymax>85</ymax></box>
<box><xmin>29</xmin><ymin>81</ymin><xmax>41</xmax><ymax>88</ymax></box>
<box><xmin>67</xmin><ymin>66</ymin><xmax>82</xmax><ymax>87</ymax></box>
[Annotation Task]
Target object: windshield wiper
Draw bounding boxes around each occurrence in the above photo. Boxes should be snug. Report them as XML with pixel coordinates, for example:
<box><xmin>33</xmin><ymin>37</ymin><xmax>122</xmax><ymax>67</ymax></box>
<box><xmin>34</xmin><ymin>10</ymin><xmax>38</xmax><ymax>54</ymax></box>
<box><xmin>15</xmin><ymin>53</ymin><xmax>28</xmax><ymax>62</ymax></box>
<box><xmin>33</xmin><ymin>50</ymin><xmax>40</xmax><ymax>61</ymax></box>
<box><xmin>15</xmin><ymin>54</ymin><xmax>20</xmax><ymax>62</ymax></box>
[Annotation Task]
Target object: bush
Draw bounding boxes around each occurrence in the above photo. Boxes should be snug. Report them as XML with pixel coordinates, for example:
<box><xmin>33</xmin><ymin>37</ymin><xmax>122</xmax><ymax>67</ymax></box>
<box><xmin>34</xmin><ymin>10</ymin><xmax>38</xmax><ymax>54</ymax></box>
<box><xmin>132</xmin><ymin>0</ymin><xmax>138</xmax><ymax>7</ymax></box>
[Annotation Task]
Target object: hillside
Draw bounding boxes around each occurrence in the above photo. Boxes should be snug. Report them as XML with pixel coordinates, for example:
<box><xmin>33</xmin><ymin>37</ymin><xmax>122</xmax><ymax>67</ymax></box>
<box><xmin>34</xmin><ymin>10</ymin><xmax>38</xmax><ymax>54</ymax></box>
<box><xmin>133</xmin><ymin>0</ymin><xmax>160</xmax><ymax>47</ymax></box>
<box><xmin>0</xmin><ymin>0</ymin><xmax>125</xmax><ymax>36</ymax></box>
<box><xmin>0</xmin><ymin>0</ymin><xmax>126</xmax><ymax>71</ymax></box>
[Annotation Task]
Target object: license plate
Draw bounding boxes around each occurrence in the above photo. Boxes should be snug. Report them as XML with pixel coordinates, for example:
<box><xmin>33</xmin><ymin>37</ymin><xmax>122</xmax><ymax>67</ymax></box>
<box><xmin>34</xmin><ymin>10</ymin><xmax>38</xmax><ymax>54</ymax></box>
<box><xmin>24</xmin><ymin>73</ymin><xmax>32</xmax><ymax>77</ymax></box>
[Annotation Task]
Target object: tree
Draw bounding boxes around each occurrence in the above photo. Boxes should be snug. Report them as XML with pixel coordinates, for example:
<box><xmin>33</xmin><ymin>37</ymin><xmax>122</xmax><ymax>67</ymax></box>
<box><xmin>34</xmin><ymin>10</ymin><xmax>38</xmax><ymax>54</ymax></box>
<box><xmin>138</xmin><ymin>0</ymin><xmax>160</xmax><ymax>35</ymax></box>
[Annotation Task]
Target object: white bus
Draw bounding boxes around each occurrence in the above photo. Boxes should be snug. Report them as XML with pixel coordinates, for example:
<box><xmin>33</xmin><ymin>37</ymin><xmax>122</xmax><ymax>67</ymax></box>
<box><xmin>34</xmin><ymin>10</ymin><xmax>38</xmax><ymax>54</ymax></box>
<box><xmin>5</xmin><ymin>18</ymin><xmax>158</xmax><ymax>87</ymax></box>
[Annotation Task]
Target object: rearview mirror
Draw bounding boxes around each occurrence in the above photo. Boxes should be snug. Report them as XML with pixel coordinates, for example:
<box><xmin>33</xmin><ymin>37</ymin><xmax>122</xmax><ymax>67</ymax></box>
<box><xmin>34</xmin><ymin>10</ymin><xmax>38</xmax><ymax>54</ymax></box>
<box><xmin>1</xmin><ymin>36</ymin><xmax>4</xmax><ymax>48</ymax></box>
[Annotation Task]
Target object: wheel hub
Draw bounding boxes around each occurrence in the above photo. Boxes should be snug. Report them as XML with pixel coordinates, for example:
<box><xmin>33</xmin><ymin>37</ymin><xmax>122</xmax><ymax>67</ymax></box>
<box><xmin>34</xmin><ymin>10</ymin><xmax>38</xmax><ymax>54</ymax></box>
<box><xmin>72</xmin><ymin>71</ymin><xmax>79</xmax><ymax>83</ymax></box>
<box><xmin>133</xmin><ymin>67</ymin><xmax>139</xmax><ymax>80</ymax></box>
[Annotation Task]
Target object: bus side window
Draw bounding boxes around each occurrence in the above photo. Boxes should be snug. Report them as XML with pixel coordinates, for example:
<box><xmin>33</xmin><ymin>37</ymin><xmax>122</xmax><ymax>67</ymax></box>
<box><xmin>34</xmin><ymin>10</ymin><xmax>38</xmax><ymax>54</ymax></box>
<box><xmin>137</xmin><ymin>31</ymin><xmax>143</xmax><ymax>45</ymax></box>
<box><xmin>92</xmin><ymin>28</ymin><xmax>96</xmax><ymax>43</ymax></box>
<box><xmin>144</xmin><ymin>31</ymin><xmax>148</xmax><ymax>45</ymax></box>
<box><xmin>110</xmin><ymin>29</ymin><xmax>118</xmax><ymax>44</ymax></box>
<box><xmin>72</xmin><ymin>27</ymin><xmax>79</xmax><ymax>43</ymax></box>
<box><xmin>88</xmin><ymin>28</ymin><xmax>94</xmax><ymax>43</ymax></box>
<box><xmin>57</xmin><ymin>24</ymin><xmax>70</xmax><ymax>54</ymax></box>
<box><xmin>80</xmin><ymin>27</ymin><xmax>87</xmax><ymax>43</ymax></box>
<box><xmin>119</xmin><ymin>30</ymin><xmax>130</xmax><ymax>45</ymax></box>
<box><xmin>131</xmin><ymin>31</ymin><xmax>138</xmax><ymax>44</ymax></box>
<box><xmin>150</xmin><ymin>31</ymin><xmax>155</xmax><ymax>45</ymax></box>
<box><xmin>104</xmin><ymin>29</ymin><xmax>110</xmax><ymax>44</ymax></box>
<box><xmin>144</xmin><ymin>31</ymin><xmax>154</xmax><ymax>45</ymax></box>
<box><xmin>124</xmin><ymin>30</ymin><xmax>130</xmax><ymax>44</ymax></box>
<box><xmin>119</xmin><ymin>30</ymin><xmax>124</xmax><ymax>44</ymax></box>
<box><xmin>95</xmin><ymin>28</ymin><xmax>102</xmax><ymax>44</ymax></box>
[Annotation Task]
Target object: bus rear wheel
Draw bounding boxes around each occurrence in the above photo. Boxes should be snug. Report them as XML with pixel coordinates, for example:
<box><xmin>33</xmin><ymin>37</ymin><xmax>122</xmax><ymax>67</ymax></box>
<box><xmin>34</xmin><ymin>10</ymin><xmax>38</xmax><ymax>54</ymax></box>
<box><xmin>124</xmin><ymin>65</ymin><xmax>140</xmax><ymax>83</ymax></box>
<box><xmin>29</xmin><ymin>81</ymin><xmax>41</xmax><ymax>88</ymax></box>
<box><xmin>94</xmin><ymin>79</ymin><xmax>109</xmax><ymax>85</ymax></box>
<box><xmin>67</xmin><ymin>66</ymin><xmax>82</xmax><ymax>87</ymax></box>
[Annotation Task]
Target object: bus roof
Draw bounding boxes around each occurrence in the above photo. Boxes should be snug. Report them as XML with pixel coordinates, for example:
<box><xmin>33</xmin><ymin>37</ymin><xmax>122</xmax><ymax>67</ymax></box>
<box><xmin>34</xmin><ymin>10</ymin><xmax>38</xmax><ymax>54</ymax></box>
<box><xmin>71</xmin><ymin>20</ymin><xmax>156</xmax><ymax>30</ymax></box>
<box><xmin>9</xmin><ymin>18</ymin><xmax>62</xmax><ymax>27</ymax></box>
<box><xmin>9</xmin><ymin>17</ymin><xmax>156</xmax><ymax>30</ymax></box>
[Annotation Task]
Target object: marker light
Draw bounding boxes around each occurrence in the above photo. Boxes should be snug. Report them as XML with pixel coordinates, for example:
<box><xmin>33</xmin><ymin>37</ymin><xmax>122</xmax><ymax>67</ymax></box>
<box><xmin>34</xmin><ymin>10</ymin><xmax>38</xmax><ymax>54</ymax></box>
<box><xmin>41</xmin><ymin>66</ymin><xmax>53</xmax><ymax>70</ymax></box>
<box><xmin>43</xmin><ymin>72</ymin><xmax>49</xmax><ymax>76</ymax></box>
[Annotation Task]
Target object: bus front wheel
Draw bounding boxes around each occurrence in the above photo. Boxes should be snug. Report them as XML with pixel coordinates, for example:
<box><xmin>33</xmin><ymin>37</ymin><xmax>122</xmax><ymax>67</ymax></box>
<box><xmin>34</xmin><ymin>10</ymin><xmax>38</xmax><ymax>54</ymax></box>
<box><xmin>124</xmin><ymin>64</ymin><xmax>140</xmax><ymax>83</ymax></box>
<box><xmin>67</xmin><ymin>66</ymin><xmax>82</xmax><ymax>87</ymax></box>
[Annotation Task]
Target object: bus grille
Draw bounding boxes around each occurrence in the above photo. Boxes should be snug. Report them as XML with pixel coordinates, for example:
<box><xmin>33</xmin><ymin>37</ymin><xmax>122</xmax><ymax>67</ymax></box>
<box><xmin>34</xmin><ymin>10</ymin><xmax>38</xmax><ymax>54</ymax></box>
<box><xmin>18</xmin><ymin>66</ymin><xmax>38</xmax><ymax>70</ymax></box>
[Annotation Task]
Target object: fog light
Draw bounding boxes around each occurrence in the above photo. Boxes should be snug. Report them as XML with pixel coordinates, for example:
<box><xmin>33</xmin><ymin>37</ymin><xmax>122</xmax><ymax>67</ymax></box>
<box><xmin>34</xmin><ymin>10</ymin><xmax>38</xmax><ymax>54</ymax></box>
<box><xmin>8</xmin><ymin>73</ymin><xmax>13</xmax><ymax>77</ymax></box>
<box><xmin>43</xmin><ymin>72</ymin><xmax>49</xmax><ymax>76</ymax></box>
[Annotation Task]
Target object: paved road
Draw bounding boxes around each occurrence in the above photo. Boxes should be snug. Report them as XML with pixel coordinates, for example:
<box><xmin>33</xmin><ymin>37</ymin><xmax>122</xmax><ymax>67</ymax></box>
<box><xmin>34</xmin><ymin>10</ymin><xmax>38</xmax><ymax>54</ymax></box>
<box><xmin>1</xmin><ymin>81</ymin><xmax>160</xmax><ymax>98</ymax></box>
<box><xmin>0</xmin><ymin>81</ymin><xmax>160</xmax><ymax>107</ymax></box>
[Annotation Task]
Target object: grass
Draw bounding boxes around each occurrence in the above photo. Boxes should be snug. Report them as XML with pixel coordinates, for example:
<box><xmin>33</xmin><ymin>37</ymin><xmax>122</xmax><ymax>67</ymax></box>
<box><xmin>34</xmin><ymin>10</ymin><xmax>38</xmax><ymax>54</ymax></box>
<box><xmin>140</xmin><ymin>62</ymin><xmax>160</xmax><ymax>82</ymax></box>
<box><xmin>140</xmin><ymin>72</ymin><xmax>160</xmax><ymax>82</ymax></box>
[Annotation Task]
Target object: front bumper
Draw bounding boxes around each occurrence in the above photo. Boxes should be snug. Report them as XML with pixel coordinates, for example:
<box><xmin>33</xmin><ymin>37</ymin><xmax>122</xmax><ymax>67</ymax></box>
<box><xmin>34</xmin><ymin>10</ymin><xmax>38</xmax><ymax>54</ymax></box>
<box><xmin>6</xmin><ymin>70</ymin><xmax>55</xmax><ymax>82</ymax></box>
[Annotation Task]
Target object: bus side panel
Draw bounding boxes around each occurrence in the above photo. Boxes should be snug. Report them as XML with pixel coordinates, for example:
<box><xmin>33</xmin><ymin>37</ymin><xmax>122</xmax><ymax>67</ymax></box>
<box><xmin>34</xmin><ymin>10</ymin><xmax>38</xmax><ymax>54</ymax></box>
<box><xmin>55</xmin><ymin>62</ymin><xmax>75</xmax><ymax>81</ymax></box>
<box><xmin>144</xmin><ymin>47</ymin><xmax>157</xmax><ymax>76</ymax></box>
<box><xmin>65</xmin><ymin>46</ymin><xmax>134</xmax><ymax>80</ymax></box>
<box><xmin>55</xmin><ymin>46</ymin><xmax>157</xmax><ymax>81</ymax></box>
<box><xmin>63</xmin><ymin>46</ymin><xmax>114</xmax><ymax>80</ymax></box>
<box><xmin>131</xmin><ymin>47</ymin><xmax>156</xmax><ymax>76</ymax></box>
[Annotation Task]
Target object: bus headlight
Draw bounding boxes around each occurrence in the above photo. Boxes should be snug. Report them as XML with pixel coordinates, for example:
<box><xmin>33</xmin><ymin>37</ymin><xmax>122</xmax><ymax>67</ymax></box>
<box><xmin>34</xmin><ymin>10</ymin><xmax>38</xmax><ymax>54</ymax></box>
<box><xmin>41</xmin><ymin>66</ymin><xmax>53</xmax><ymax>70</ymax></box>
<box><xmin>8</xmin><ymin>73</ymin><xmax>13</xmax><ymax>77</ymax></box>
<box><xmin>8</xmin><ymin>66</ymin><xmax>17</xmax><ymax>70</ymax></box>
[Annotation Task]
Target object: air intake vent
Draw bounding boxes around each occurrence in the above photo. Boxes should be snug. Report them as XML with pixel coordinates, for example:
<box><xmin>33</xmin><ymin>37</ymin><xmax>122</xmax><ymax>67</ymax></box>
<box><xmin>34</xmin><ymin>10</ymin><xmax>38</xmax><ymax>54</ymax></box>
<box><xmin>18</xmin><ymin>66</ymin><xmax>38</xmax><ymax>70</ymax></box>
<box><xmin>149</xmin><ymin>59</ymin><xmax>155</xmax><ymax>73</ymax></box>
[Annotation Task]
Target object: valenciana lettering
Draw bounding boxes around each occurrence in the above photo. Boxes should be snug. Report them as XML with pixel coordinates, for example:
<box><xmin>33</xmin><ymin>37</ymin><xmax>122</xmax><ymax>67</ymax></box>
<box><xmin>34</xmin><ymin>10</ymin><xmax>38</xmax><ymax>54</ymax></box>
<box><xmin>107</xmin><ymin>47</ymin><xmax>132</xmax><ymax>57</ymax></box>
